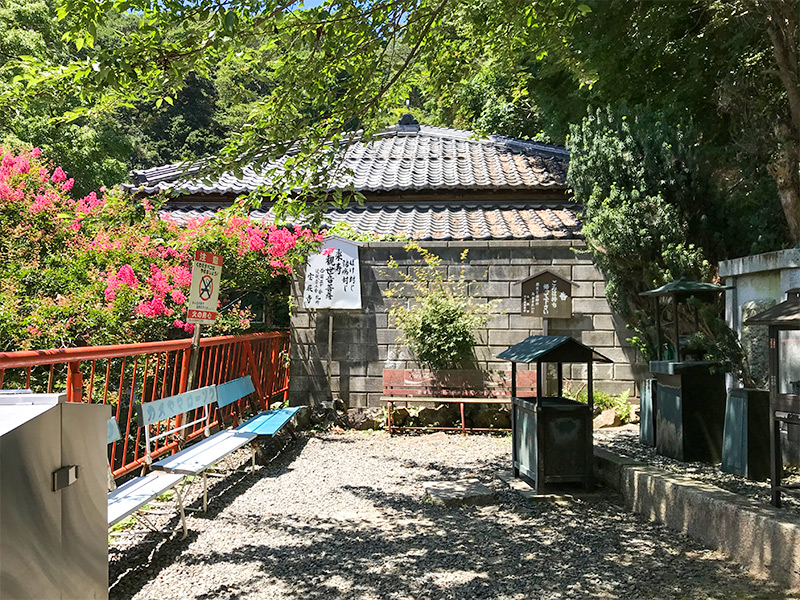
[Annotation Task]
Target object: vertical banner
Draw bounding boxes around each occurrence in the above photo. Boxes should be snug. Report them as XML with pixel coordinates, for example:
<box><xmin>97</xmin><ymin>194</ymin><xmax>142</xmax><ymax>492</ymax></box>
<box><xmin>303</xmin><ymin>237</ymin><xmax>362</xmax><ymax>309</ymax></box>
<box><xmin>187</xmin><ymin>250</ymin><xmax>223</xmax><ymax>324</ymax></box>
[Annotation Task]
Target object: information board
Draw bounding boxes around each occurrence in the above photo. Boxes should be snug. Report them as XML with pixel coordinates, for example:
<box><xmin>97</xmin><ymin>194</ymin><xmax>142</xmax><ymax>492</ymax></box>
<box><xmin>521</xmin><ymin>270</ymin><xmax>573</xmax><ymax>319</ymax></box>
<box><xmin>187</xmin><ymin>250</ymin><xmax>223</xmax><ymax>324</ymax></box>
<box><xmin>303</xmin><ymin>237</ymin><xmax>362</xmax><ymax>309</ymax></box>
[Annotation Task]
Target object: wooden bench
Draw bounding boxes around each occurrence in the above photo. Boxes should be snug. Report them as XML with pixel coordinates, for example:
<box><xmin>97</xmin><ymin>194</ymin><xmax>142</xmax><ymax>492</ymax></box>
<box><xmin>106</xmin><ymin>418</ymin><xmax>187</xmax><ymax>539</ymax></box>
<box><xmin>382</xmin><ymin>369</ymin><xmax>537</xmax><ymax>434</ymax></box>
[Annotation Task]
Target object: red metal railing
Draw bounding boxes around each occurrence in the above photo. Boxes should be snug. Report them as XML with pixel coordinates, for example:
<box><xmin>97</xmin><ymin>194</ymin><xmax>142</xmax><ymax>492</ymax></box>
<box><xmin>0</xmin><ymin>331</ymin><xmax>290</xmax><ymax>478</ymax></box>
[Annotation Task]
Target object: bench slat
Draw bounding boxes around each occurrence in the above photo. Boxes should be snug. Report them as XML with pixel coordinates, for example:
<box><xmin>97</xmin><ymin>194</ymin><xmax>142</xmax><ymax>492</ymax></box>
<box><xmin>108</xmin><ymin>473</ymin><xmax>184</xmax><ymax>527</ymax></box>
<box><xmin>236</xmin><ymin>407</ymin><xmax>301</xmax><ymax>437</ymax></box>
<box><xmin>152</xmin><ymin>430</ymin><xmax>257</xmax><ymax>476</ymax></box>
<box><xmin>137</xmin><ymin>385</ymin><xmax>217</xmax><ymax>426</ymax></box>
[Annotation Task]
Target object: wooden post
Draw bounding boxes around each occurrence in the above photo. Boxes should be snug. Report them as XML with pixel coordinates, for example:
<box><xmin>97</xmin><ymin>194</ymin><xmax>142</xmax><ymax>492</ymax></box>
<box><xmin>654</xmin><ymin>297</ymin><xmax>663</xmax><ymax>361</ymax></box>
<box><xmin>672</xmin><ymin>295</ymin><xmax>681</xmax><ymax>362</ymax></box>
<box><xmin>327</xmin><ymin>310</ymin><xmax>335</xmax><ymax>403</ymax></box>
<box><xmin>511</xmin><ymin>362</ymin><xmax>518</xmax><ymax>477</ymax></box>
<box><xmin>186</xmin><ymin>324</ymin><xmax>203</xmax><ymax>391</ymax></box>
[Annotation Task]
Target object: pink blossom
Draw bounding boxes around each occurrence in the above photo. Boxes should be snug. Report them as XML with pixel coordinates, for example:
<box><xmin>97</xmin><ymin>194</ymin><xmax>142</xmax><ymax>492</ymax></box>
<box><xmin>135</xmin><ymin>295</ymin><xmax>172</xmax><ymax>318</ymax></box>
<box><xmin>173</xmin><ymin>319</ymin><xmax>185</xmax><ymax>329</ymax></box>
<box><xmin>146</xmin><ymin>264</ymin><xmax>171</xmax><ymax>295</ymax></box>
<box><xmin>31</xmin><ymin>148</ymin><xmax>41</xmax><ymax>158</ymax></box>
<box><xmin>169</xmin><ymin>265</ymin><xmax>192</xmax><ymax>287</ymax></box>
<box><xmin>321</xmin><ymin>247</ymin><xmax>335</xmax><ymax>256</ymax></box>
<box><xmin>2</xmin><ymin>154</ymin><xmax>14</xmax><ymax>168</ymax></box>
<box><xmin>61</xmin><ymin>178</ymin><xmax>74</xmax><ymax>192</ymax></box>
<box><xmin>183</xmin><ymin>322</ymin><xmax>195</xmax><ymax>333</ymax></box>
<box><xmin>0</xmin><ymin>182</ymin><xmax>23</xmax><ymax>203</ymax></box>
<box><xmin>118</xmin><ymin>265</ymin><xmax>139</xmax><ymax>287</ymax></box>
<box><xmin>170</xmin><ymin>289</ymin><xmax>186</xmax><ymax>304</ymax></box>
<box><xmin>28</xmin><ymin>191</ymin><xmax>59</xmax><ymax>214</ymax></box>
<box><xmin>51</xmin><ymin>166</ymin><xmax>67</xmax><ymax>183</ymax></box>
<box><xmin>14</xmin><ymin>157</ymin><xmax>29</xmax><ymax>174</ymax></box>
<box><xmin>38</xmin><ymin>167</ymin><xmax>48</xmax><ymax>182</ymax></box>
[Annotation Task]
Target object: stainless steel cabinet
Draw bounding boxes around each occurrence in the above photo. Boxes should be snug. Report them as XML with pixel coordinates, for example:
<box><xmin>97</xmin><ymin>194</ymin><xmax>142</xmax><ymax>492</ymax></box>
<box><xmin>0</xmin><ymin>393</ymin><xmax>109</xmax><ymax>600</ymax></box>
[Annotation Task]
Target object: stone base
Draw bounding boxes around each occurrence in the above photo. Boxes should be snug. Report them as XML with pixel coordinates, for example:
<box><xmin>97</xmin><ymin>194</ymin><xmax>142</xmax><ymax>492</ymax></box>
<box><xmin>422</xmin><ymin>479</ymin><xmax>496</xmax><ymax>507</ymax></box>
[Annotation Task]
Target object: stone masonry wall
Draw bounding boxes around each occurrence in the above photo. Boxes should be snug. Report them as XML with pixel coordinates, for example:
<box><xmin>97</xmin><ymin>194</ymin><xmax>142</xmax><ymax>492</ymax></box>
<box><xmin>289</xmin><ymin>240</ymin><xmax>642</xmax><ymax>407</ymax></box>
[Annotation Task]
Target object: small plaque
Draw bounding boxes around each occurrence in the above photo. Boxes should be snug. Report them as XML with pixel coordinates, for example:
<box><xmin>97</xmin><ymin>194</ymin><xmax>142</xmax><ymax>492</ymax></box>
<box><xmin>521</xmin><ymin>271</ymin><xmax>574</xmax><ymax>319</ymax></box>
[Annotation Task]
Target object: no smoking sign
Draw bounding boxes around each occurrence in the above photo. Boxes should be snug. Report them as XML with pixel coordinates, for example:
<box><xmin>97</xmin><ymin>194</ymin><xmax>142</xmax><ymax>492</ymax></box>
<box><xmin>187</xmin><ymin>250</ymin><xmax>223</xmax><ymax>325</ymax></box>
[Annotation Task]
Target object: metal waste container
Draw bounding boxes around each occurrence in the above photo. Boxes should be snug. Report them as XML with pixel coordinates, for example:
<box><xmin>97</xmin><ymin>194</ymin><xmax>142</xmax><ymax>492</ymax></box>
<box><xmin>499</xmin><ymin>335</ymin><xmax>612</xmax><ymax>494</ymax></box>
<box><xmin>0</xmin><ymin>391</ymin><xmax>109</xmax><ymax>600</ymax></box>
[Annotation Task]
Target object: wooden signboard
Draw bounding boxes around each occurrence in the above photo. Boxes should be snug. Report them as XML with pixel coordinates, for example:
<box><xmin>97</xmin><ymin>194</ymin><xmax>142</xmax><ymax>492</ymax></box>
<box><xmin>521</xmin><ymin>270</ymin><xmax>574</xmax><ymax>319</ymax></box>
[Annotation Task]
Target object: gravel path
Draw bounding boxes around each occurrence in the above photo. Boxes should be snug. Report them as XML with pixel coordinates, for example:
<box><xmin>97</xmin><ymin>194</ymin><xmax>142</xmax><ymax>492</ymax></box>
<box><xmin>110</xmin><ymin>431</ymin><xmax>791</xmax><ymax>599</ymax></box>
<box><xmin>594</xmin><ymin>427</ymin><xmax>800</xmax><ymax>516</ymax></box>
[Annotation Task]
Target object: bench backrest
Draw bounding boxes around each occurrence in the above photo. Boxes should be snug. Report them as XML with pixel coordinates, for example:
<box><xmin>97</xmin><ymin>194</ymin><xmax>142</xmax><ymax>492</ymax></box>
<box><xmin>136</xmin><ymin>385</ymin><xmax>217</xmax><ymax>426</ymax></box>
<box><xmin>137</xmin><ymin>385</ymin><xmax>218</xmax><ymax>464</ymax></box>
<box><xmin>107</xmin><ymin>417</ymin><xmax>121</xmax><ymax>444</ymax></box>
<box><xmin>216</xmin><ymin>376</ymin><xmax>255</xmax><ymax>409</ymax></box>
<box><xmin>382</xmin><ymin>369</ymin><xmax>537</xmax><ymax>398</ymax></box>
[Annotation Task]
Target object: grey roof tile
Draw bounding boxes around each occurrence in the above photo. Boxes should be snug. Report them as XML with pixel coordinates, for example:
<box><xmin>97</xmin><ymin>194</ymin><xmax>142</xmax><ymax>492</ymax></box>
<box><xmin>161</xmin><ymin>202</ymin><xmax>581</xmax><ymax>241</ymax></box>
<box><xmin>129</xmin><ymin>119</ymin><xmax>569</xmax><ymax>196</ymax></box>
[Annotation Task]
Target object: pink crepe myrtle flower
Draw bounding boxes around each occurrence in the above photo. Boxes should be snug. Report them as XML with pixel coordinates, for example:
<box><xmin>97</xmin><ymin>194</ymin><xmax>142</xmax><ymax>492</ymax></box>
<box><xmin>14</xmin><ymin>156</ymin><xmax>29</xmax><ymax>174</ymax></box>
<box><xmin>136</xmin><ymin>295</ymin><xmax>172</xmax><ymax>318</ymax></box>
<box><xmin>146</xmin><ymin>264</ymin><xmax>171</xmax><ymax>295</ymax></box>
<box><xmin>171</xmin><ymin>289</ymin><xmax>186</xmax><ymax>304</ymax></box>
<box><xmin>31</xmin><ymin>147</ymin><xmax>41</xmax><ymax>158</ymax></box>
<box><xmin>61</xmin><ymin>178</ymin><xmax>74</xmax><ymax>192</ymax></box>
<box><xmin>169</xmin><ymin>265</ymin><xmax>192</xmax><ymax>287</ymax></box>
<box><xmin>173</xmin><ymin>319</ymin><xmax>185</xmax><ymax>329</ymax></box>
<box><xmin>183</xmin><ymin>322</ymin><xmax>195</xmax><ymax>333</ymax></box>
<box><xmin>321</xmin><ymin>247</ymin><xmax>335</xmax><ymax>256</ymax></box>
<box><xmin>2</xmin><ymin>154</ymin><xmax>14</xmax><ymax>168</ymax></box>
<box><xmin>51</xmin><ymin>166</ymin><xmax>67</xmax><ymax>183</ymax></box>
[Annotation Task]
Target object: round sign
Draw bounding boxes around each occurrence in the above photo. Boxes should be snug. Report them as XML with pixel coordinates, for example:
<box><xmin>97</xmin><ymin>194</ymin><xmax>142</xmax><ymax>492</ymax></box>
<box><xmin>199</xmin><ymin>275</ymin><xmax>214</xmax><ymax>301</ymax></box>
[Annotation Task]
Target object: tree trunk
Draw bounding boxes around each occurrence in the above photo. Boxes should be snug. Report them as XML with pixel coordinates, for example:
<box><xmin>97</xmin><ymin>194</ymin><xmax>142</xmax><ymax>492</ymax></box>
<box><xmin>770</xmin><ymin>124</ymin><xmax>800</xmax><ymax>243</ymax></box>
<box><xmin>760</xmin><ymin>0</ymin><xmax>800</xmax><ymax>243</ymax></box>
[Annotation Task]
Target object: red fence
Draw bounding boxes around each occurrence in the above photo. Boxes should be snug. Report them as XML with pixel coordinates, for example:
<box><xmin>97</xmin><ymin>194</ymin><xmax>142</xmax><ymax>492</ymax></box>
<box><xmin>0</xmin><ymin>332</ymin><xmax>290</xmax><ymax>478</ymax></box>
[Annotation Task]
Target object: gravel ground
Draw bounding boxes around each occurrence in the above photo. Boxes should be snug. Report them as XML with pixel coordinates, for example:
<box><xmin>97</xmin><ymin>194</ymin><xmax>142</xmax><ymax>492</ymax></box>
<box><xmin>594</xmin><ymin>426</ymin><xmax>800</xmax><ymax>516</ymax></box>
<box><xmin>110</xmin><ymin>431</ymin><xmax>793</xmax><ymax>600</ymax></box>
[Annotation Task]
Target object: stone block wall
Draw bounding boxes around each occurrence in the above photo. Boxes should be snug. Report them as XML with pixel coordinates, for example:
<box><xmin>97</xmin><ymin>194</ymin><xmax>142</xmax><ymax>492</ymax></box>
<box><xmin>289</xmin><ymin>239</ymin><xmax>642</xmax><ymax>407</ymax></box>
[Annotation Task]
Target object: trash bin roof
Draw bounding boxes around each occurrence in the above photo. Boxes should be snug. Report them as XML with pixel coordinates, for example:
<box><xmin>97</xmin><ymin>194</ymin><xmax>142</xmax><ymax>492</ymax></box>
<box><xmin>745</xmin><ymin>290</ymin><xmax>800</xmax><ymax>326</ymax></box>
<box><xmin>497</xmin><ymin>335</ymin><xmax>612</xmax><ymax>364</ymax></box>
<box><xmin>639</xmin><ymin>276</ymin><xmax>729</xmax><ymax>297</ymax></box>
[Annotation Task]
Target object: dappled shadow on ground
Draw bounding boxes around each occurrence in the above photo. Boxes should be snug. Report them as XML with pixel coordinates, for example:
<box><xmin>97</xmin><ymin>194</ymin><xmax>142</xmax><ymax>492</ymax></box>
<box><xmin>110</xmin><ymin>433</ymin><xmax>790</xmax><ymax>600</ymax></box>
<box><xmin>108</xmin><ymin>436</ymin><xmax>309</xmax><ymax>598</ymax></box>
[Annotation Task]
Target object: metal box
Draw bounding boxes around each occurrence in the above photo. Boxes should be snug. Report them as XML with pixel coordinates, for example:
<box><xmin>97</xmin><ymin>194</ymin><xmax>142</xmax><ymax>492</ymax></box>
<box><xmin>638</xmin><ymin>378</ymin><xmax>657</xmax><ymax>447</ymax></box>
<box><xmin>0</xmin><ymin>392</ymin><xmax>109</xmax><ymax>600</ymax></box>
<box><xmin>512</xmin><ymin>396</ymin><xmax>591</xmax><ymax>493</ymax></box>
<box><xmin>651</xmin><ymin>361</ymin><xmax>727</xmax><ymax>463</ymax></box>
<box><xmin>721</xmin><ymin>388</ymin><xmax>770</xmax><ymax>480</ymax></box>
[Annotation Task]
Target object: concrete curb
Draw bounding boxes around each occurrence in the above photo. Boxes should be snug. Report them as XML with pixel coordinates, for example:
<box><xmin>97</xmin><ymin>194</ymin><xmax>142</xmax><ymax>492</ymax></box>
<box><xmin>594</xmin><ymin>447</ymin><xmax>800</xmax><ymax>588</ymax></box>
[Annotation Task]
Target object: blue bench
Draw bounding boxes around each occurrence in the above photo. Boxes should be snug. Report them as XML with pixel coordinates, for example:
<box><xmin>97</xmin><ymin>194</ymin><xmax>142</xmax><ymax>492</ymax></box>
<box><xmin>141</xmin><ymin>384</ymin><xmax>257</xmax><ymax>513</ymax></box>
<box><xmin>217</xmin><ymin>375</ymin><xmax>303</xmax><ymax>437</ymax></box>
<box><xmin>106</xmin><ymin>418</ymin><xmax>187</xmax><ymax>539</ymax></box>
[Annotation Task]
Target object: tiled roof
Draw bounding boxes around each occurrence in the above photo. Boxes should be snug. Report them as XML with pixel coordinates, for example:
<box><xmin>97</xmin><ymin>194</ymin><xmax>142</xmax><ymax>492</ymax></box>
<box><xmin>162</xmin><ymin>202</ymin><xmax>581</xmax><ymax>241</ymax></box>
<box><xmin>129</xmin><ymin>117</ymin><xmax>569</xmax><ymax>196</ymax></box>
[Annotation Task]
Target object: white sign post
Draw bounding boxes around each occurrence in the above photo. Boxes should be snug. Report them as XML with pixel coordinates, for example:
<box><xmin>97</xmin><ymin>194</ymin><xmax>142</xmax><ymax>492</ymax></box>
<box><xmin>185</xmin><ymin>250</ymin><xmax>223</xmax><ymax>391</ymax></box>
<box><xmin>302</xmin><ymin>237</ymin><xmax>363</xmax><ymax>404</ymax></box>
<box><xmin>187</xmin><ymin>250</ymin><xmax>223</xmax><ymax>325</ymax></box>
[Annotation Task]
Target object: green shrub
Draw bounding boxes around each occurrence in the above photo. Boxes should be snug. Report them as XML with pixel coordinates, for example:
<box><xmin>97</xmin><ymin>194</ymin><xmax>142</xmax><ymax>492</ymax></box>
<box><xmin>386</xmin><ymin>243</ymin><xmax>494</xmax><ymax>371</ymax></box>
<box><xmin>566</xmin><ymin>385</ymin><xmax>632</xmax><ymax>424</ymax></box>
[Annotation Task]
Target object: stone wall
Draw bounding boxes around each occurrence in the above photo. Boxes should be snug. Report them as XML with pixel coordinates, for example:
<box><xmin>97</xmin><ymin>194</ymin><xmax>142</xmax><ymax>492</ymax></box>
<box><xmin>289</xmin><ymin>239</ymin><xmax>642</xmax><ymax>407</ymax></box>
